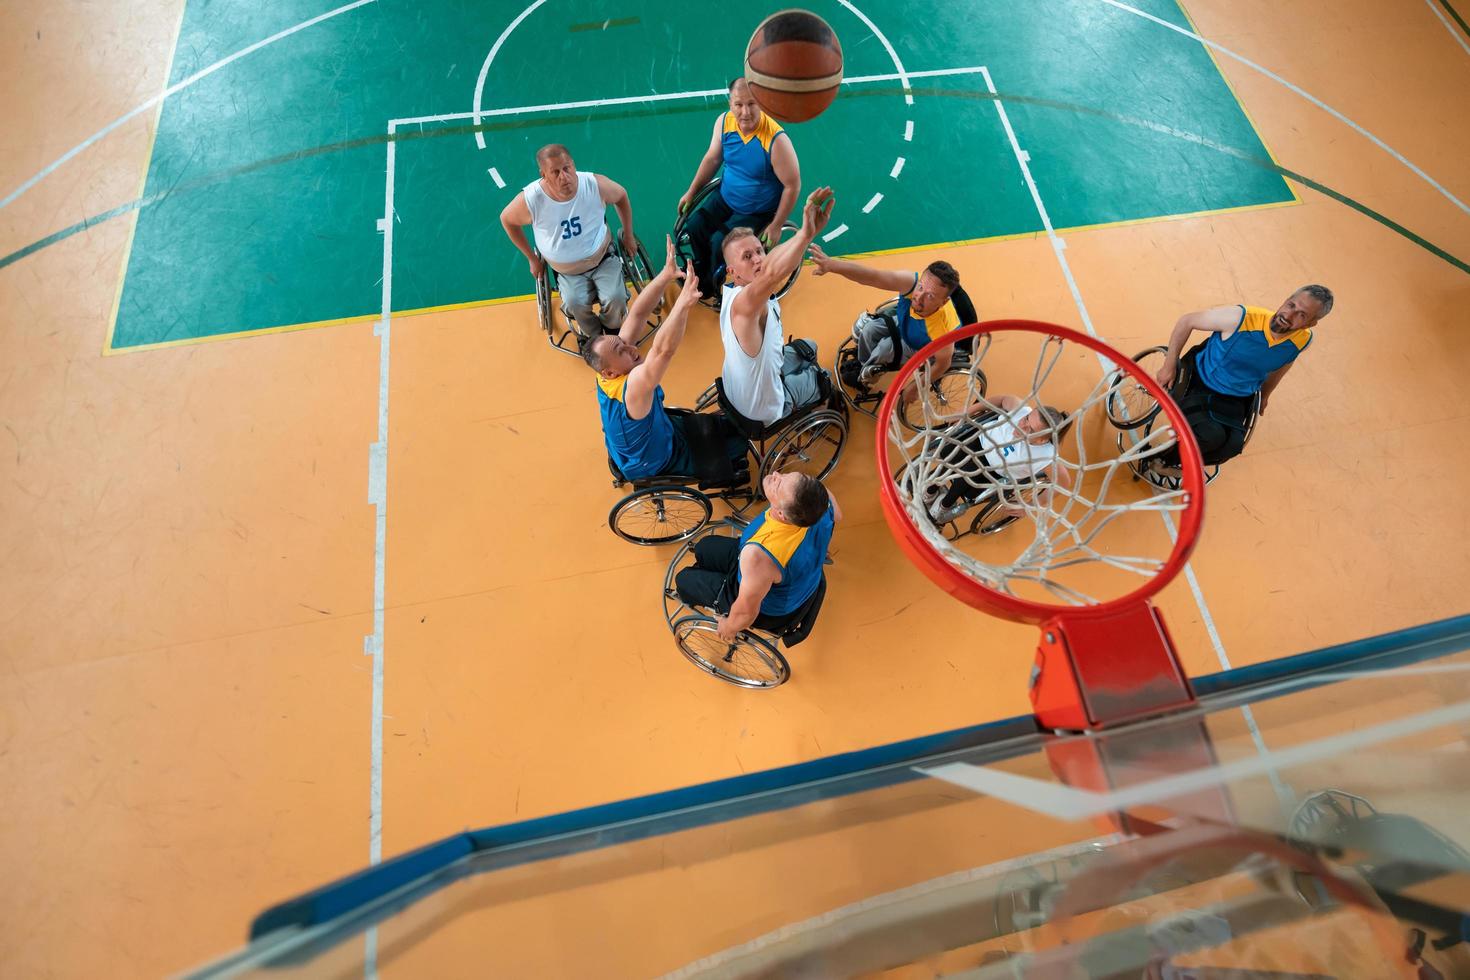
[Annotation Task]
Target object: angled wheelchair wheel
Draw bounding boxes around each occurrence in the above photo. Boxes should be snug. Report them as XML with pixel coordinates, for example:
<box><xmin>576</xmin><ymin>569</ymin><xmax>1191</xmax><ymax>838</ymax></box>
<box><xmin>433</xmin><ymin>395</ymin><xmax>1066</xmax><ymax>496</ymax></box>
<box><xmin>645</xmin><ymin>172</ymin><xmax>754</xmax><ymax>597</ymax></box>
<box><xmin>693</xmin><ymin>382</ymin><xmax>720</xmax><ymax>413</ymax></box>
<box><xmin>614</xmin><ymin>235</ymin><xmax>664</xmax><ymax>333</ymax></box>
<box><xmin>535</xmin><ymin>262</ymin><xmax>587</xmax><ymax>358</ymax></box>
<box><xmin>673</xmin><ymin>616</ymin><xmax>790</xmax><ymax>689</ymax></box>
<box><xmin>898</xmin><ymin>365</ymin><xmax>987</xmax><ymax>432</ymax></box>
<box><xmin>969</xmin><ymin>497</ymin><xmax>1021</xmax><ymax>536</ymax></box>
<box><xmin>761</xmin><ymin>410</ymin><xmax>847</xmax><ymax>482</ymax></box>
<box><xmin>1105</xmin><ymin>346</ymin><xmax>1168</xmax><ymax>429</ymax></box>
<box><xmin>609</xmin><ymin>486</ymin><xmax>712</xmax><ymax>545</ymax></box>
<box><xmin>534</xmin><ymin>263</ymin><xmax>554</xmax><ymax>340</ymax></box>
<box><xmin>833</xmin><ymin>334</ymin><xmax>882</xmax><ymax>421</ymax></box>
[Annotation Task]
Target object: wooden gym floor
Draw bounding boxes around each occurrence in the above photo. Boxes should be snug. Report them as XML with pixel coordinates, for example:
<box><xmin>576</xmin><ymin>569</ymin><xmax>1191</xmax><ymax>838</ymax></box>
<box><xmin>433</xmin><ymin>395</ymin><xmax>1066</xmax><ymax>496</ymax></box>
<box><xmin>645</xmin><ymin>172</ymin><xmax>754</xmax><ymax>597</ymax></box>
<box><xmin>1</xmin><ymin>0</ymin><xmax>1467</xmax><ymax>975</ymax></box>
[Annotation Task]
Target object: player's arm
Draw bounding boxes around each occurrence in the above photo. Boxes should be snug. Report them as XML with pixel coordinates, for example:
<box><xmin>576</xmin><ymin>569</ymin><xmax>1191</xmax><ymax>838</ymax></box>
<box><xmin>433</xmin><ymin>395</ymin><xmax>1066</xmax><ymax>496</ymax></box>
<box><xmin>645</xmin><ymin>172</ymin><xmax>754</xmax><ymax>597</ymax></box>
<box><xmin>729</xmin><ymin>187</ymin><xmax>834</xmax><ymax>324</ymax></box>
<box><xmin>826</xmin><ymin>489</ymin><xmax>843</xmax><ymax>524</ymax></box>
<box><xmin>677</xmin><ymin>117</ymin><xmax>725</xmax><ymax>214</ymax></box>
<box><xmin>618</xmin><ymin>235</ymin><xmax>681</xmax><ymax>345</ymax></box>
<box><xmin>1258</xmin><ymin>359</ymin><xmax>1294</xmax><ymax>415</ymax></box>
<box><xmin>1158</xmin><ymin>305</ymin><xmax>1243</xmax><ymax>387</ymax></box>
<box><xmin>498</xmin><ymin>192</ymin><xmax>542</xmax><ymax>276</ymax></box>
<box><xmin>759</xmin><ymin>134</ymin><xmax>800</xmax><ymax>246</ymax></box>
<box><xmin>623</xmin><ymin>266</ymin><xmax>701</xmax><ymax>418</ymax></box>
<box><xmin>717</xmin><ymin>546</ymin><xmax>781</xmax><ymax>641</ymax></box>
<box><xmin>808</xmin><ymin>244</ymin><xmax>914</xmax><ymax>293</ymax></box>
<box><xmin>596</xmin><ymin>174</ymin><xmax>636</xmax><ymax>252</ymax></box>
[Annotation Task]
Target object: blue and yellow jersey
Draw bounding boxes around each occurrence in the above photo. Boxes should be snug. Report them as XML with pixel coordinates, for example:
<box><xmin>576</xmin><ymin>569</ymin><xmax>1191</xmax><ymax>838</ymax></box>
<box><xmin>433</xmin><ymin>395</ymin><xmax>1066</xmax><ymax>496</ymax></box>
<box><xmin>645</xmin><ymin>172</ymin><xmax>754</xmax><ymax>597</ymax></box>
<box><xmin>596</xmin><ymin>374</ymin><xmax>675</xmax><ymax>480</ymax></box>
<box><xmin>737</xmin><ymin>501</ymin><xmax>835</xmax><ymax>617</ymax></box>
<box><xmin>719</xmin><ymin>111</ymin><xmax>786</xmax><ymax>214</ymax></box>
<box><xmin>895</xmin><ymin>274</ymin><xmax>961</xmax><ymax>353</ymax></box>
<box><xmin>1195</xmin><ymin>305</ymin><xmax>1312</xmax><ymax>397</ymax></box>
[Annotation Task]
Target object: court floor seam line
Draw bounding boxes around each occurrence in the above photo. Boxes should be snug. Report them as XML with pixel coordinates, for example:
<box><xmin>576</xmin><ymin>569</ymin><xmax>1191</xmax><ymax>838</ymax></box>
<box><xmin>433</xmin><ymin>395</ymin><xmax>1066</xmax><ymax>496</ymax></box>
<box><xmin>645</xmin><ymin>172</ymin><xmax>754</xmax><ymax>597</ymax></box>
<box><xmin>1425</xmin><ymin>0</ymin><xmax>1470</xmax><ymax>56</ymax></box>
<box><xmin>0</xmin><ymin>0</ymin><xmax>378</xmax><ymax>213</ymax></box>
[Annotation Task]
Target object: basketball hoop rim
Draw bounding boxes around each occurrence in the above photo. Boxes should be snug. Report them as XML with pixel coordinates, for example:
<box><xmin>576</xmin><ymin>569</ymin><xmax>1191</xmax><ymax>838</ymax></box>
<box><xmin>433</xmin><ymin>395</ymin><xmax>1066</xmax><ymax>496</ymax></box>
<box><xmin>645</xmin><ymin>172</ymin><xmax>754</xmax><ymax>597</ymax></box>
<box><xmin>874</xmin><ymin>319</ymin><xmax>1207</xmax><ymax>625</ymax></box>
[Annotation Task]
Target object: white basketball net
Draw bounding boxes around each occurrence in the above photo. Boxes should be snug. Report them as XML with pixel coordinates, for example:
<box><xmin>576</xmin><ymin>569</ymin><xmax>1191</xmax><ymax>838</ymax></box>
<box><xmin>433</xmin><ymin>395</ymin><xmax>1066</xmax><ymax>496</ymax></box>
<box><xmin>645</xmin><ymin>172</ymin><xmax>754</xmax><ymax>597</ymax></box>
<box><xmin>887</xmin><ymin>331</ymin><xmax>1192</xmax><ymax>607</ymax></box>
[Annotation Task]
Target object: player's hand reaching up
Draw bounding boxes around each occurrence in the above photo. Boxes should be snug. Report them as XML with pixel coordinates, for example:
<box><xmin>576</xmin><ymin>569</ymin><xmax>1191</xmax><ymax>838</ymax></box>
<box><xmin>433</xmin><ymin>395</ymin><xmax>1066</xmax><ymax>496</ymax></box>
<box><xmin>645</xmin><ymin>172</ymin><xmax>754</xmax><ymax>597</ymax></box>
<box><xmin>662</xmin><ymin>235</ymin><xmax>685</xmax><ymax>279</ymax></box>
<box><xmin>674</xmin><ymin>269</ymin><xmax>701</xmax><ymax>310</ymax></box>
<box><xmin>801</xmin><ymin>187</ymin><xmax>834</xmax><ymax>237</ymax></box>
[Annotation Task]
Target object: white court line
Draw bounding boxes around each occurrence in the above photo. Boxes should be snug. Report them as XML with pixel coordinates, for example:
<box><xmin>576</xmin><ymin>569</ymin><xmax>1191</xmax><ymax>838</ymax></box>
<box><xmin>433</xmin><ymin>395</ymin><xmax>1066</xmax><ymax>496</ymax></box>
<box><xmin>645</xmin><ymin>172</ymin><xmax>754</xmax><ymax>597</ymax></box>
<box><xmin>837</xmin><ymin>0</ymin><xmax>914</xmax><ymax>106</ymax></box>
<box><xmin>0</xmin><ymin>0</ymin><xmax>378</xmax><ymax>212</ymax></box>
<box><xmin>862</xmin><ymin>193</ymin><xmax>884</xmax><ymax>213</ymax></box>
<box><xmin>472</xmin><ymin>0</ymin><xmax>548</xmax><ymax>149</ymax></box>
<box><xmin>823</xmin><ymin>223</ymin><xmax>850</xmax><ymax>242</ymax></box>
<box><xmin>920</xmin><ymin>696</ymin><xmax>1470</xmax><ymax>819</ymax></box>
<box><xmin>903</xmin><ymin>120</ymin><xmax>914</xmax><ymax>142</ymax></box>
<box><xmin>1424</xmin><ymin>0</ymin><xmax>1470</xmax><ymax>56</ymax></box>
<box><xmin>362</xmin><ymin>118</ymin><xmax>397</xmax><ymax>980</ymax></box>
<box><xmin>487</xmin><ymin>167</ymin><xmax>505</xmax><ymax>188</ymax></box>
<box><xmin>1093</xmin><ymin>0</ymin><xmax>1470</xmax><ymax>216</ymax></box>
<box><xmin>890</xmin><ymin>157</ymin><xmax>906</xmax><ymax>178</ymax></box>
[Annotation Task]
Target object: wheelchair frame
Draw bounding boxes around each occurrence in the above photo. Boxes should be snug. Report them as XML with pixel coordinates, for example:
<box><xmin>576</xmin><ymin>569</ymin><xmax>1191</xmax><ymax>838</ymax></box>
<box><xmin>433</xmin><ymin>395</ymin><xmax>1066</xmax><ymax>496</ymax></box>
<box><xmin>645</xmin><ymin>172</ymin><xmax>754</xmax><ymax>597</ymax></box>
<box><xmin>535</xmin><ymin>233</ymin><xmax>663</xmax><ymax>358</ymax></box>
<box><xmin>605</xmin><ymin>411</ymin><xmax>762</xmax><ymax>547</ymax></box>
<box><xmin>1103</xmin><ymin>345</ymin><xmax>1261</xmax><ymax>491</ymax></box>
<box><xmin>692</xmin><ymin>369</ymin><xmax>850</xmax><ymax>486</ymax></box>
<box><xmin>834</xmin><ymin>288</ymin><xmax>988</xmax><ymax>431</ymax></box>
<box><xmin>672</xmin><ymin>176</ymin><xmax>802</xmax><ymax>310</ymax></box>
<box><xmin>661</xmin><ymin>519</ymin><xmax>832</xmax><ymax>689</ymax></box>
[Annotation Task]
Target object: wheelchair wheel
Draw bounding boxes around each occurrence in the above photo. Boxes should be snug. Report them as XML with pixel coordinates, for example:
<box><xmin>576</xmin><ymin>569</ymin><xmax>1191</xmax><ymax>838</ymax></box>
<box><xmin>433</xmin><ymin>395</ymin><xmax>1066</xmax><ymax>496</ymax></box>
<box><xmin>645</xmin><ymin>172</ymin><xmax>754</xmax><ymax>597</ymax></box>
<box><xmin>969</xmin><ymin>497</ymin><xmax>1021</xmax><ymax>536</ymax></box>
<box><xmin>534</xmin><ymin>262</ymin><xmax>554</xmax><ymax>339</ymax></box>
<box><xmin>1105</xmin><ymin>346</ymin><xmax>1168</xmax><ymax>429</ymax></box>
<box><xmin>898</xmin><ymin>365</ymin><xmax>987</xmax><ymax>431</ymax></box>
<box><xmin>615</xmin><ymin>235</ymin><xmax>663</xmax><ymax>328</ymax></box>
<box><xmin>761</xmin><ymin>410</ymin><xmax>847</xmax><ymax>482</ymax></box>
<box><xmin>693</xmin><ymin>382</ymin><xmax>719</xmax><ymax>413</ymax></box>
<box><xmin>673</xmin><ymin>616</ymin><xmax>790</xmax><ymax>689</ymax></box>
<box><xmin>609</xmin><ymin>486</ymin><xmax>712</xmax><ymax>545</ymax></box>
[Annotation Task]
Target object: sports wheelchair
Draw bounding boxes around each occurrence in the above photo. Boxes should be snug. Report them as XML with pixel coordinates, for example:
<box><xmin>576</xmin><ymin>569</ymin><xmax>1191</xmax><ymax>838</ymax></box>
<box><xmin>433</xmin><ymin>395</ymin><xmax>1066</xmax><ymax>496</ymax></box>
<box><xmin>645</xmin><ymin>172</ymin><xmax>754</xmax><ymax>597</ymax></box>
<box><xmin>535</xmin><ymin>234</ymin><xmax>662</xmax><ymax>358</ymax></box>
<box><xmin>1104</xmin><ymin>345</ymin><xmax>1260</xmax><ymax>491</ymax></box>
<box><xmin>834</xmin><ymin>284</ymin><xmax>988</xmax><ymax>431</ymax></box>
<box><xmin>692</xmin><ymin>360</ymin><xmax>849</xmax><ymax>484</ymax></box>
<box><xmin>895</xmin><ymin>409</ymin><xmax>1050</xmax><ymax>541</ymax></box>
<box><xmin>606</xmin><ymin>409</ymin><xmax>761</xmax><ymax>546</ymax></box>
<box><xmin>672</xmin><ymin>177</ymin><xmax>801</xmax><ymax>310</ymax></box>
<box><xmin>661</xmin><ymin>519</ymin><xmax>828</xmax><ymax>689</ymax></box>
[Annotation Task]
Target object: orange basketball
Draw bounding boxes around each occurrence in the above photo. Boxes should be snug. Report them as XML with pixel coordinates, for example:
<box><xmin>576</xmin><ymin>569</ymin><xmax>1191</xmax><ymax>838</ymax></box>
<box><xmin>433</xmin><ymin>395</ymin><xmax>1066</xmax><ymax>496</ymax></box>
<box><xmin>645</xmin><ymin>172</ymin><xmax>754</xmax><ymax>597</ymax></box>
<box><xmin>743</xmin><ymin>9</ymin><xmax>843</xmax><ymax>123</ymax></box>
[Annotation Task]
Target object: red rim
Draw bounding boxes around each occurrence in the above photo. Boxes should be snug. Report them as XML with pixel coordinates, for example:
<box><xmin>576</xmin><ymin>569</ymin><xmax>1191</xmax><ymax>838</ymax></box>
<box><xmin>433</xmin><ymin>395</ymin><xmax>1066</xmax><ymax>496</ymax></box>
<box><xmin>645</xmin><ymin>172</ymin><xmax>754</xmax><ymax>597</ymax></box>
<box><xmin>874</xmin><ymin>319</ymin><xmax>1206</xmax><ymax>625</ymax></box>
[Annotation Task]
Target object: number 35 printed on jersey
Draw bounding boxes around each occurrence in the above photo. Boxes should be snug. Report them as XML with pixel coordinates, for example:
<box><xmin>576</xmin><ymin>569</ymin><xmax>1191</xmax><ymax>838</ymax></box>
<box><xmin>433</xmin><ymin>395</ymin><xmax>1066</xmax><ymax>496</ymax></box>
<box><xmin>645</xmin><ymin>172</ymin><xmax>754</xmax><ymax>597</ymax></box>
<box><xmin>559</xmin><ymin>217</ymin><xmax>583</xmax><ymax>240</ymax></box>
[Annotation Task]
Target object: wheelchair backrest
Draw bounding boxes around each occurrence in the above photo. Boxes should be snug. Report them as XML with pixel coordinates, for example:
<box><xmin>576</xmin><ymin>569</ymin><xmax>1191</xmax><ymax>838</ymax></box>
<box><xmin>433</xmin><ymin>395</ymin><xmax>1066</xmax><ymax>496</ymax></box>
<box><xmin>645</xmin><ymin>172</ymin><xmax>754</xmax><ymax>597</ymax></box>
<box><xmin>713</xmin><ymin>377</ymin><xmax>770</xmax><ymax>440</ymax></box>
<box><xmin>779</xmin><ymin>573</ymin><xmax>827</xmax><ymax>648</ymax></box>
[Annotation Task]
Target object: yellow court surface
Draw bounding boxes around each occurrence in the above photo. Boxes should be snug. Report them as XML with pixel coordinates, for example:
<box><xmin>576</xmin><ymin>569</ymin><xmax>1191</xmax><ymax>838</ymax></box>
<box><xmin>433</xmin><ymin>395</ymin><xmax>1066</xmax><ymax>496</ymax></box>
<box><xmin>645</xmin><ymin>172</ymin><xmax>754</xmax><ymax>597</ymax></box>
<box><xmin>2</xmin><ymin>0</ymin><xmax>1468</xmax><ymax>975</ymax></box>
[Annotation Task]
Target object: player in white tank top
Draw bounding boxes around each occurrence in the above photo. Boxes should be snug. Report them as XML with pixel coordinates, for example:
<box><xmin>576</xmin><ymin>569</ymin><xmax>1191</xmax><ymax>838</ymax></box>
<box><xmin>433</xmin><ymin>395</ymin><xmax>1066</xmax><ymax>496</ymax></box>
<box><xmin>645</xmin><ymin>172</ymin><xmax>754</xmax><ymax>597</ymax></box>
<box><xmin>499</xmin><ymin>145</ymin><xmax>638</xmax><ymax>335</ymax></box>
<box><xmin>719</xmin><ymin>283</ymin><xmax>787</xmax><ymax>424</ymax></box>
<box><xmin>523</xmin><ymin>171</ymin><xmax>608</xmax><ymax>274</ymax></box>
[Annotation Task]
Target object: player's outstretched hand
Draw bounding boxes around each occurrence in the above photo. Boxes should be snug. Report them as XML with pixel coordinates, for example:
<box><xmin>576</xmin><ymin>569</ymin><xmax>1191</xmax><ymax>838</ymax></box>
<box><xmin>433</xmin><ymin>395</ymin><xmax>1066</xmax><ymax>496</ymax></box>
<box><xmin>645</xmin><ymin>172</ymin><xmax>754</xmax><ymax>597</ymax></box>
<box><xmin>808</xmin><ymin>243</ymin><xmax>833</xmax><ymax>276</ymax></box>
<box><xmin>662</xmin><ymin>235</ymin><xmax>685</xmax><ymax>279</ymax></box>
<box><xmin>802</xmin><ymin>187</ymin><xmax>834</xmax><ymax>236</ymax></box>
<box><xmin>674</xmin><ymin>269</ymin><xmax>702</xmax><ymax>309</ymax></box>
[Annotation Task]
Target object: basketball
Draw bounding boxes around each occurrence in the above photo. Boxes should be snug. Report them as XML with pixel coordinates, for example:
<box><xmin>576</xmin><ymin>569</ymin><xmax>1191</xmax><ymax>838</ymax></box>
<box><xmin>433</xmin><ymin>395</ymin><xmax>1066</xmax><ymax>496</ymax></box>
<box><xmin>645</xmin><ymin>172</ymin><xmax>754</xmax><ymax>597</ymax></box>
<box><xmin>743</xmin><ymin>9</ymin><xmax>843</xmax><ymax>123</ymax></box>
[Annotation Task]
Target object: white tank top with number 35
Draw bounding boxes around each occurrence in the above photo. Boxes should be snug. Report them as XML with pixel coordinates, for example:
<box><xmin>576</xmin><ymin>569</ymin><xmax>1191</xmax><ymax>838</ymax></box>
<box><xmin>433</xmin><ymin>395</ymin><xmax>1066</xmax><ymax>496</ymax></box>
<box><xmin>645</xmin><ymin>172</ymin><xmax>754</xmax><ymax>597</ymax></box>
<box><xmin>523</xmin><ymin>171</ymin><xmax>608</xmax><ymax>273</ymax></box>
